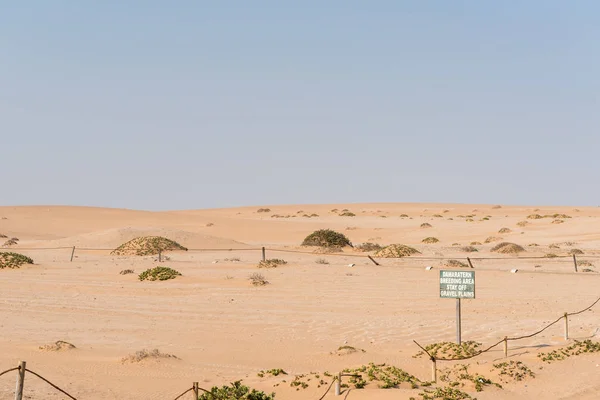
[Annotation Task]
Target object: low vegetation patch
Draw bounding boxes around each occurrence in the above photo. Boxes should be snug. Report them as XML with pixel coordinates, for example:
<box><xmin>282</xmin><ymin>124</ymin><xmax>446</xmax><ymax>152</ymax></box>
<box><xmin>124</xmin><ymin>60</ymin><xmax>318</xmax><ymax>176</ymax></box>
<box><xmin>2</xmin><ymin>238</ymin><xmax>18</xmax><ymax>247</ymax></box>
<box><xmin>414</xmin><ymin>341</ymin><xmax>482</xmax><ymax>359</ymax></box>
<box><xmin>538</xmin><ymin>340</ymin><xmax>600</xmax><ymax>363</ymax></box>
<box><xmin>138</xmin><ymin>266</ymin><xmax>181</xmax><ymax>281</ymax></box>
<box><xmin>257</xmin><ymin>208</ymin><xmax>271</xmax><ymax>213</ymax></box>
<box><xmin>551</xmin><ymin>219</ymin><xmax>564</xmax><ymax>224</ymax></box>
<box><xmin>302</xmin><ymin>229</ymin><xmax>352</xmax><ymax>248</ymax></box>
<box><xmin>355</xmin><ymin>242</ymin><xmax>384</xmax><ymax>252</ymax></box>
<box><xmin>122</xmin><ymin>349</ymin><xmax>179</xmax><ymax>363</ymax></box>
<box><xmin>111</xmin><ymin>236</ymin><xmax>187</xmax><ymax>256</ymax></box>
<box><xmin>342</xmin><ymin>363</ymin><xmax>421</xmax><ymax>389</ymax></box>
<box><xmin>445</xmin><ymin>260</ymin><xmax>470</xmax><ymax>268</ymax></box>
<box><xmin>577</xmin><ymin>260</ymin><xmax>594</xmax><ymax>267</ymax></box>
<box><xmin>528</xmin><ymin>243</ymin><xmax>539</xmax><ymax>247</ymax></box>
<box><xmin>257</xmin><ymin>258</ymin><xmax>287</xmax><ymax>268</ymax></box>
<box><xmin>437</xmin><ymin>364</ymin><xmax>502</xmax><ymax>392</ymax></box>
<box><xmin>490</xmin><ymin>242</ymin><xmax>525</xmax><ymax>254</ymax></box>
<box><xmin>339</xmin><ymin>211</ymin><xmax>356</xmax><ymax>217</ymax></box>
<box><xmin>516</xmin><ymin>221</ymin><xmax>528</xmax><ymax>227</ymax></box>
<box><xmin>0</xmin><ymin>252</ymin><xmax>33</xmax><ymax>269</ymax></box>
<box><xmin>492</xmin><ymin>361</ymin><xmax>535</xmax><ymax>382</ymax></box>
<box><xmin>422</xmin><ymin>237</ymin><xmax>440</xmax><ymax>244</ymax></box>
<box><xmin>527</xmin><ymin>214</ymin><xmax>543</xmax><ymax>219</ymax></box>
<box><xmin>374</xmin><ymin>244</ymin><xmax>421</xmax><ymax>258</ymax></box>
<box><xmin>39</xmin><ymin>341</ymin><xmax>76</xmax><ymax>352</ymax></box>
<box><xmin>249</xmin><ymin>272</ymin><xmax>269</xmax><ymax>286</ymax></box>
<box><xmin>569</xmin><ymin>248</ymin><xmax>584</xmax><ymax>255</ymax></box>
<box><xmin>315</xmin><ymin>258</ymin><xmax>329</xmax><ymax>265</ymax></box>
<box><xmin>417</xmin><ymin>386</ymin><xmax>474</xmax><ymax>399</ymax></box>
<box><xmin>119</xmin><ymin>269</ymin><xmax>135</xmax><ymax>275</ymax></box>
<box><xmin>470</xmin><ymin>241</ymin><xmax>482</xmax><ymax>246</ymax></box>
<box><xmin>420</xmin><ymin>223</ymin><xmax>433</xmax><ymax>228</ymax></box>
<box><xmin>257</xmin><ymin>369</ymin><xmax>287</xmax><ymax>378</ymax></box>
<box><xmin>544</xmin><ymin>253</ymin><xmax>559</xmax><ymax>258</ymax></box>
<box><xmin>0</xmin><ymin>233</ymin><xmax>6</xmax><ymax>238</ymax></box>
<box><xmin>334</xmin><ymin>345</ymin><xmax>366</xmax><ymax>356</ymax></box>
<box><xmin>498</xmin><ymin>227</ymin><xmax>512</xmax><ymax>234</ymax></box>
<box><xmin>460</xmin><ymin>246</ymin><xmax>478</xmax><ymax>253</ymax></box>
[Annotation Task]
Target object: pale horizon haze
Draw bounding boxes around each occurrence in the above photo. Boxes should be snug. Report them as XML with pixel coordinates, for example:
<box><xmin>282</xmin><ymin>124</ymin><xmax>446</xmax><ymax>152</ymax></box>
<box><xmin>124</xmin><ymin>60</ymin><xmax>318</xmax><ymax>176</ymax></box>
<box><xmin>1</xmin><ymin>1</ymin><xmax>598</xmax><ymax>210</ymax></box>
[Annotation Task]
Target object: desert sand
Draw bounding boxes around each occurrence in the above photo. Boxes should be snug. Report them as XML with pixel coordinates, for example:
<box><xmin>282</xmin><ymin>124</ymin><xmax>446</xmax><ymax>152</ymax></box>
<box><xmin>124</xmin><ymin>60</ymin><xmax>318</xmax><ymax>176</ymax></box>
<box><xmin>0</xmin><ymin>203</ymin><xmax>599</xmax><ymax>399</ymax></box>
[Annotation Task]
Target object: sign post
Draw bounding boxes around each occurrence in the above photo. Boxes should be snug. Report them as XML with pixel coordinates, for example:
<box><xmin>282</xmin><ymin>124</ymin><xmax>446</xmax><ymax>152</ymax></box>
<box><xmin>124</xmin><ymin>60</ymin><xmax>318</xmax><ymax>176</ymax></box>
<box><xmin>440</xmin><ymin>270</ymin><xmax>475</xmax><ymax>344</ymax></box>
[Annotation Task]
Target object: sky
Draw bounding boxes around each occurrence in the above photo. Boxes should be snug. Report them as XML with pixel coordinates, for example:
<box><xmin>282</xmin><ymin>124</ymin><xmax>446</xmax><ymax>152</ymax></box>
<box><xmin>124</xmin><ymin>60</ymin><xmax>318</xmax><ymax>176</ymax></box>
<box><xmin>1</xmin><ymin>1</ymin><xmax>598</xmax><ymax>210</ymax></box>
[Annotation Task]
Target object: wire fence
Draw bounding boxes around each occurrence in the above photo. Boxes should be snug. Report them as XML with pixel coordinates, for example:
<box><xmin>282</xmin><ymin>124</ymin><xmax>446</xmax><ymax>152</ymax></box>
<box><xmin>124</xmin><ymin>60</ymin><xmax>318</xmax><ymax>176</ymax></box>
<box><xmin>2</xmin><ymin>245</ymin><xmax>599</xmax><ymax>272</ymax></box>
<box><xmin>413</xmin><ymin>295</ymin><xmax>600</xmax><ymax>381</ymax></box>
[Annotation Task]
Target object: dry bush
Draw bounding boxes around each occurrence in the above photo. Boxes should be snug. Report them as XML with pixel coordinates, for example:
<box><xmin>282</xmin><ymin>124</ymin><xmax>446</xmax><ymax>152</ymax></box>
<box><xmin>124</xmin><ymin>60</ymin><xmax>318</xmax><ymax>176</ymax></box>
<box><xmin>400</xmin><ymin>214</ymin><xmax>409</xmax><ymax>218</ymax></box>
<box><xmin>2</xmin><ymin>238</ymin><xmax>18</xmax><ymax>247</ymax></box>
<box><xmin>122</xmin><ymin>349</ymin><xmax>179</xmax><ymax>363</ymax></box>
<box><xmin>374</xmin><ymin>244</ymin><xmax>421</xmax><ymax>258</ymax></box>
<box><xmin>422</xmin><ymin>237</ymin><xmax>439</xmax><ymax>244</ymax></box>
<box><xmin>498</xmin><ymin>227</ymin><xmax>512</xmax><ymax>234</ymax></box>
<box><xmin>516</xmin><ymin>221</ymin><xmax>528</xmax><ymax>227</ymax></box>
<box><xmin>302</xmin><ymin>229</ymin><xmax>352</xmax><ymax>248</ymax></box>
<box><xmin>420</xmin><ymin>223</ymin><xmax>432</xmax><ymax>229</ymax></box>
<box><xmin>451</xmin><ymin>243</ymin><xmax>461</xmax><ymax>246</ymax></box>
<box><xmin>0</xmin><ymin>233</ymin><xmax>6</xmax><ymax>238</ymax></box>
<box><xmin>528</xmin><ymin>243</ymin><xmax>539</xmax><ymax>247</ymax></box>
<box><xmin>315</xmin><ymin>258</ymin><xmax>330</xmax><ymax>265</ymax></box>
<box><xmin>577</xmin><ymin>260</ymin><xmax>594</xmax><ymax>267</ymax></box>
<box><xmin>470</xmin><ymin>241</ymin><xmax>482</xmax><ymax>246</ymax></box>
<box><xmin>111</xmin><ymin>236</ymin><xmax>187</xmax><ymax>256</ymax></box>
<box><xmin>569</xmin><ymin>249</ymin><xmax>584</xmax><ymax>255</ymax></box>
<box><xmin>445</xmin><ymin>259</ymin><xmax>470</xmax><ymax>268</ymax></box>
<box><xmin>249</xmin><ymin>273</ymin><xmax>269</xmax><ymax>286</ymax></box>
<box><xmin>465</xmin><ymin>218</ymin><xmax>474</xmax><ymax>222</ymax></box>
<box><xmin>551</xmin><ymin>219</ymin><xmax>564</xmax><ymax>224</ymax></box>
<box><xmin>460</xmin><ymin>246</ymin><xmax>479</xmax><ymax>253</ymax></box>
<box><xmin>257</xmin><ymin>208</ymin><xmax>271</xmax><ymax>213</ymax></box>
<box><xmin>119</xmin><ymin>269</ymin><xmax>135</xmax><ymax>275</ymax></box>
<box><xmin>492</xmin><ymin>205</ymin><xmax>502</xmax><ymax>209</ymax></box>
<box><xmin>527</xmin><ymin>214</ymin><xmax>543</xmax><ymax>219</ymax></box>
<box><xmin>313</xmin><ymin>246</ymin><xmax>342</xmax><ymax>254</ymax></box>
<box><xmin>545</xmin><ymin>213</ymin><xmax>572</xmax><ymax>219</ymax></box>
<box><xmin>355</xmin><ymin>242</ymin><xmax>383</xmax><ymax>252</ymax></box>
<box><xmin>484</xmin><ymin>236</ymin><xmax>503</xmax><ymax>243</ymax></box>
<box><xmin>549</xmin><ymin>244</ymin><xmax>561</xmax><ymax>249</ymax></box>
<box><xmin>205</xmin><ymin>222</ymin><xmax>214</xmax><ymax>227</ymax></box>
<box><xmin>490</xmin><ymin>242</ymin><xmax>525</xmax><ymax>254</ymax></box>
<box><xmin>39</xmin><ymin>341</ymin><xmax>76</xmax><ymax>351</ymax></box>
<box><xmin>257</xmin><ymin>259</ymin><xmax>287</xmax><ymax>268</ymax></box>
<box><xmin>433</xmin><ymin>214</ymin><xmax>443</xmax><ymax>218</ymax></box>
<box><xmin>544</xmin><ymin>253</ymin><xmax>559</xmax><ymax>258</ymax></box>
<box><xmin>0</xmin><ymin>252</ymin><xmax>33</xmax><ymax>269</ymax></box>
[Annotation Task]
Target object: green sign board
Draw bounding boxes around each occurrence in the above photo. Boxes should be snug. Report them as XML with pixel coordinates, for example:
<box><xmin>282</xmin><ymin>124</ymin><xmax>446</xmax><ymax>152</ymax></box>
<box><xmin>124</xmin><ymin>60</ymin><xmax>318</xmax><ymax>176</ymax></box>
<box><xmin>440</xmin><ymin>270</ymin><xmax>475</xmax><ymax>299</ymax></box>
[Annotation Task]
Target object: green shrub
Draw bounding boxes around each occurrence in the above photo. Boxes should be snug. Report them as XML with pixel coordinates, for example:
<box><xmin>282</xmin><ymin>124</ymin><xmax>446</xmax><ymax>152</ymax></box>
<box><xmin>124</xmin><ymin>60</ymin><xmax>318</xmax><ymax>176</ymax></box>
<box><xmin>199</xmin><ymin>381</ymin><xmax>275</xmax><ymax>400</ymax></box>
<box><xmin>138</xmin><ymin>266</ymin><xmax>181</xmax><ymax>281</ymax></box>
<box><xmin>0</xmin><ymin>252</ymin><xmax>33</xmax><ymax>269</ymax></box>
<box><xmin>302</xmin><ymin>229</ymin><xmax>352</xmax><ymax>248</ymax></box>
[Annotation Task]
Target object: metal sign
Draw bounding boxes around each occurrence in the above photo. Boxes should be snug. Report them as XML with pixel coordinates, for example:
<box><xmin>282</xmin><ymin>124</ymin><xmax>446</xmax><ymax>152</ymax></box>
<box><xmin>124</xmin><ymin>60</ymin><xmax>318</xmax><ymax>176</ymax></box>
<box><xmin>440</xmin><ymin>270</ymin><xmax>475</xmax><ymax>299</ymax></box>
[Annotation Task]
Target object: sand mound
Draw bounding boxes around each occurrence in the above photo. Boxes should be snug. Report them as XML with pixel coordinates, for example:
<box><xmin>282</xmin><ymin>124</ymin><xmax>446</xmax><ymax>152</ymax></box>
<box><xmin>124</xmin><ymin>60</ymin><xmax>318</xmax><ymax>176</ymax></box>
<box><xmin>0</xmin><ymin>252</ymin><xmax>33</xmax><ymax>269</ymax></box>
<box><xmin>374</xmin><ymin>244</ymin><xmax>420</xmax><ymax>258</ymax></box>
<box><xmin>39</xmin><ymin>341</ymin><xmax>76</xmax><ymax>351</ymax></box>
<box><xmin>491</xmin><ymin>242</ymin><xmax>525</xmax><ymax>254</ymax></box>
<box><xmin>333</xmin><ymin>346</ymin><xmax>366</xmax><ymax>356</ymax></box>
<box><xmin>111</xmin><ymin>237</ymin><xmax>187</xmax><ymax>256</ymax></box>
<box><xmin>301</xmin><ymin>229</ymin><xmax>352</xmax><ymax>248</ymax></box>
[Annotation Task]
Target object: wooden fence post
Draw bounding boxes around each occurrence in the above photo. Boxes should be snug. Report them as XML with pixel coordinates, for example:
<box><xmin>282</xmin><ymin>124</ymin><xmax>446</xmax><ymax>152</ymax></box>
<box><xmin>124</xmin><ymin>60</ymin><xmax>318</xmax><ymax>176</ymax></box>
<box><xmin>367</xmin><ymin>255</ymin><xmax>380</xmax><ymax>265</ymax></box>
<box><xmin>573</xmin><ymin>254</ymin><xmax>578</xmax><ymax>272</ymax></box>
<box><xmin>70</xmin><ymin>246</ymin><xmax>76</xmax><ymax>262</ymax></box>
<box><xmin>262</xmin><ymin>247</ymin><xmax>266</xmax><ymax>262</ymax></box>
<box><xmin>193</xmin><ymin>382</ymin><xmax>198</xmax><ymax>398</ymax></box>
<box><xmin>564</xmin><ymin>313</ymin><xmax>569</xmax><ymax>340</ymax></box>
<box><xmin>466</xmin><ymin>257</ymin><xmax>474</xmax><ymax>269</ymax></box>
<box><xmin>431</xmin><ymin>359</ymin><xmax>437</xmax><ymax>382</ymax></box>
<box><xmin>503</xmin><ymin>337</ymin><xmax>508</xmax><ymax>358</ymax></box>
<box><xmin>334</xmin><ymin>372</ymin><xmax>341</xmax><ymax>396</ymax></box>
<box><xmin>14</xmin><ymin>361</ymin><xmax>26</xmax><ymax>400</ymax></box>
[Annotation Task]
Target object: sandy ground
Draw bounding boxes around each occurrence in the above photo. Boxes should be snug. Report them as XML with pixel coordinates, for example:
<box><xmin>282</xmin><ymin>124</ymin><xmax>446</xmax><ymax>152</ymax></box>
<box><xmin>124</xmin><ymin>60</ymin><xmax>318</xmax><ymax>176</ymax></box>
<box><xmin>0</xmin><ymin>203</ymin><xmax>599</xmax><ymax>399</ymax></box>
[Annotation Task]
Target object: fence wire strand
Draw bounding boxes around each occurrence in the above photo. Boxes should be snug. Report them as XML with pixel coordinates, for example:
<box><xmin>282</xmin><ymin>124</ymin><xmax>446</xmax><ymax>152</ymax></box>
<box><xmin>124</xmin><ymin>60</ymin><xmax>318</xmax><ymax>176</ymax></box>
<box><xmin>0</xmin><ymin>367</ymin><xmax>18</xmax><ymax>379</ymax></box>
<box><xmin>25</xmin><ymin>368</ymin><xmax>78</xmax><ymax>400</ymax></box>
<box><xmin>172</xmin><ymin>387</ymin><xmax>193</xmax><ymax>400</ymax></box>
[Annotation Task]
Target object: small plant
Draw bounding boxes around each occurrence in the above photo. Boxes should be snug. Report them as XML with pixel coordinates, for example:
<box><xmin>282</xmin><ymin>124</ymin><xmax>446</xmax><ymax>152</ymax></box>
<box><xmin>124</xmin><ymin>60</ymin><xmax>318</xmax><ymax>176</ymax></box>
<box><xmin>552</xmin><ymin>219</ymin><xmax>564</xmax><ymax>224</ymax></box>
<box><xmin>400</xmin><ymin>214</ymin><xmax>409</xmax><ymax>217</ymax></box>
<box><xmin>577</xmin><ymin>260</ymin><xmax>594</xmax><ymax>267</ymax></box>
<box><xmin>119</xmin><ymin>269</ymin><xmax>135</xmax><ymax>275</ymax></box>
<box><xmin>527</xmin><ymin>214</ymin><xmax>543</xmax><ymax>219</ymax></box>
<box><xmin>302</xmin><ymin>229</ymin><xmax>352</xmax><ymax>248</ymax></box>
<box><xmin>492</xmin><ymin>205</ymin><xmax>502</xmax><ymax>209</ymax></box>
<box><xmin>249</xmin><ymin>272</ymin><xmax>269</xmax><ymax>286</ymax></box>
<box><xmin>528</xmin><ymin>243</ymin><xmax>539</xmax><ymax>247</ymax></box>
<box><xmin>460</xmin><ymin>246</ymin><xmax>478</xmax><ymax>253</ymax></box>
<box><xmin>342</xmin><ymin>362</ymin><xmax>420</xmax><ymax>389</ymax></box>
<box><xmin>492</xmin><ymin>361</ymin><xmax>535</xmax><ymax>382</ymax></box>
<box><xmin>224</xmin><ymin>257</ymin><xmax>241</xmax><ymax>262</ymax></box>
<box><xmin>138</xmin><ymin>266</ymin><xmax>181</xmax><ymax>281</ymax></box>
<box><xmin>469</xmin><ymin>241</ymin><xmax>482</xmax><ymax>245</ymax></box>
<box><xmin>498</xmin><ymin>227</ymin><xmax>512</xmax><ymax>234</ymax></box>
<box><xmin>433</xmin><ymin>214</ymin><xmax>443</xmax><ymax>218</ymax></box>
<box><xmin>315</xmin><ymin>258</ymin><xmax>330</xmax><ymax>265</ymax></box>
<box><xmin>569</xmin><ymin>248</ymin><xmax>584</xmax><ymax>255</ymax></box>
<box><xmin>484</xmin><ymin>236</ymin><xmax>502</xmax><ymax>243</ymax></box>
<box><xmin>544</xmin><ymin>253</ymin><xmax>558</xmax><ymax>258</ymax></box>
<box><xmin>257</xmin><ymin>208</ymin><xmax>271</xmax><ymax>213</ymax></box>
<box><xmin>355</xmin><ymin>242</ymin><xmax>384</xmax><ymax>252</ymax></box>
<box><xmin>39</xmin><ymin>341</ymin><xmax>76</xmax><ymax>351</ymax></box>
<box><xmin>257</xmin><ymin>259</ymin><xmax>287</xmax><ymax>268</ymax></box>
<box><xmin>2</xmin><ymin>238</ymin><xmax>18</xmax><ymax>247</ymax></box>
<box><xmin>418</xmin><ymin>386</ymin><xmax>474</xmax><ymax>399</ymax></box>
<box><xmin>122</xmin><ymin>349</ymin><xmax>178</xmax><ymax>363</ymax></box>
<box><xmin>538</xmin><ymin>340</ymin><xmax>600</xmax><ymax>363</ymax></box>
<box><xmin>339</xmin><ymin>211</ymin><xmax>356</xmax><ymax>217</ymax></box>
<box><xmin>422</xmin><ymin>237</ymin><xmax>440</xmax><ymax>244</ymax></box>
<box><xmin>199</xmin><ymin>381</ymin><xmax>275</xmax><ymax>400</ymax></box>
<box><xmin>516</xmin><ymin>221</ymin><xmax>528</xmax><ymax>227</ymax></box>
<box><xmin>445</xmin><ymin>259</ymin><xmax>469</xmax><ymax>268</ymax></box>
<box><xmin>257</xmin><ymin>369</ymin><xmax>287</xmax><ymax>377</ymax></box>
<box><xmin>0</xmin><ymin>252</ymin><xmax>33</xmax><ymax>269</ymax></box>
<box><xmin>414</xmin><ymin>341</ymin><xmax>482</xmax><ymax>359</ymax></box>
<box><xmin>420</xmin><ymin>223</ymin><xmax>433</xmax><ymax>228</ymax></box>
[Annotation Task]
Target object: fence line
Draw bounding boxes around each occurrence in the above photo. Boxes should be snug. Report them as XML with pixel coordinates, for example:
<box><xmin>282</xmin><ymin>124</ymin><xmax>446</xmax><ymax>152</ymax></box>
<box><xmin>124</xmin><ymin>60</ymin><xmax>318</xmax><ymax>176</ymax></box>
<box><xmin>0</xmin><ymin>362</ymin><xmax>342</xmax><ymax>399</ymax></box>
<box><xmin>414</xmin><ymin>294</ymin><xmax>600</xmax><ymax>381</ymax></box>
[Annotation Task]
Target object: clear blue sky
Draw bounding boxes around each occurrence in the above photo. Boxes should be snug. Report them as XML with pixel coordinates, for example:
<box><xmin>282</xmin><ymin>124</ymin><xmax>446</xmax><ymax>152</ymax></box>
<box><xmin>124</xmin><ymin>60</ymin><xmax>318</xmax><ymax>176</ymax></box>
<box><xmin>1</xmin><ymin>1</ymin><xmax>598</xmax><ymax>210</ymax></box>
